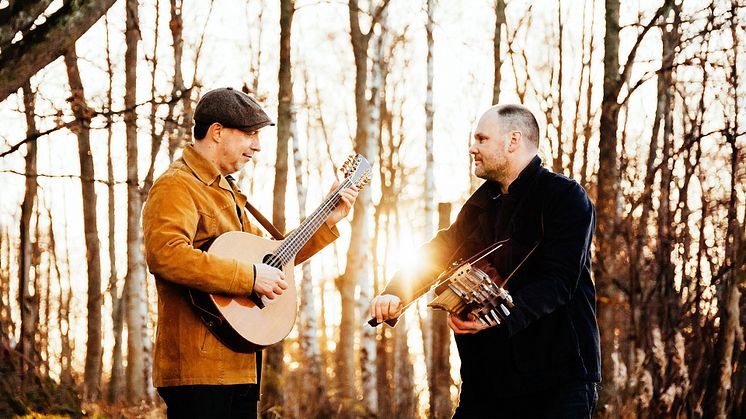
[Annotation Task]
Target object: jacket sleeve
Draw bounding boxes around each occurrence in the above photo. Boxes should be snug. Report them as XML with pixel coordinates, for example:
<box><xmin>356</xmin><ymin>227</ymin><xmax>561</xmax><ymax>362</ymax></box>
<box><xmin>379</xmin><ymin>207</ymin><xmax>473</xmax><ymax>306</ymax></box>
<box><xmin>503</xmin><ymin>180</ymin><xmax>595</xmax><ymax>337</ymax></box>
<box><xmin>142</xmin><ymin>175</ymin><xmax>255</xmax><ymax>295</ymax></box>
<box><xmin>295</xmin><ymin>222</ymin><xmax>340</xmax><ymax>264</ymax></box>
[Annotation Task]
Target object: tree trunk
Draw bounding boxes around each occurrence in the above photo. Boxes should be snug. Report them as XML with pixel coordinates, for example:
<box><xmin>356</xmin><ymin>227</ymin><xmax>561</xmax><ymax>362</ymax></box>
<box><xmin>394</xmin><ymin>316</ymin><xmax>416</xmax><ymax>418</ymax></box>
<box><xmin>0</xmin><ymin>228</ymin><xmax>9</xmax><ymax>343</ymax></box>
<box><xmin>0</xmin><ymin>0</ymin><xmax>117</xmax><ymax>102</ymax></box>
<box><xmin>654</xmin><ymin>5</ymin><xmax>678</xmax><ymax>336</ymax></box>
<box><xmin>492</xmin><ymin>0</ymin><xmax>505</xmax><ymax>105</ymax></box>
<box><xmin>705</xmin><ymin>5</ymin><xmax>742</xmax><ymax>414</ymax></box>
<box><xmin>124</xmin><ymin>0</ymin><xmax>148</xmax><ymax>404</ymax></box>
<box><xmin>336</xmin><ymin>1</ymin><xmax>374</xmax><ymax>413</ymax></box>
<box><xmin>424</xmin><ymin>0</ymin><xmax>436</xmax><ymax>240</ymax></box>
<box><xmin>554</xmin><ymin>0</ymin><xmax>565</xmax><ymax>174</ymax></box>
<box><xmin>142</xmin><ymin>0</ymin><xmax>163</xmax><ymax>197</ymax></box>
<box><xmin>294</xmin><ymin>111</ymin><xmax>332</xmax><ymax>417</ymax></box>
<box><xmin>357</xmin><ymin>7</ymin><xmax>387</xmax><ymax>415</ymax></box>
<box><xmin>430</xmin><ymin>203</ymin><xmax>452</xmax><ymax>419</ymax></box>
<box><xmin>262</xmin><ymin>0</ymin><xmax>294</xmax><ymax>414</ymax></box>
<box><xmin>18</xmin><ymin>81</ymin><xmax>39</xmax><ymax>375</ymax></box>
<box><xmin>64</xmin><ymin>48</ymin><xmax>103</xmax><ymax>401</ymax></box>
<box><xmin>167</xmin><ymin>0</ymin><xmax>185</xmax><ymax>162</ymax></box>
<box><xmin>595</xmin><ymin>0</ymin><xmax>621</xmax><ymax>411</ymax></box>
<box><xmin>103</xmin><ymin>14</ymin><xmax>125</xmax><ymax>405</ymax></box>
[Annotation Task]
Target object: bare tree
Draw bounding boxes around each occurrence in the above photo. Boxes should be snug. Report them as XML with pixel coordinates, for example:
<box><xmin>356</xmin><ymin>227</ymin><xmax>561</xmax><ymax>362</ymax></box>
<box><xmin>595</xmin><ymin>0</ymin><xmax>672</xmax><ymax>410</ymax></box>
<box><xmin>124</xmin><ymin>0</ymin><xmax>148</xmax><ymax>403</ymax></box>
<box><xmin>338</xmin><ymin>1</ymin><xmax>390</xmax><ymax>415</ymax></box>
<box><xmin>18</xmin><ymin>81</ymin><xmax>39</xmax><ymax>376</ymax></box>
<box><xmin>102</xmin><ymin>14</ymin><xmax>125</xmax><ymax>405</ymax></box>
<box><xmin>262</xmin><ymin>0</ymin><xmax>295</xmax><ymax>414</ymax></box>
<box><xmin>430</xmin><ymin>203</ymin><xmax>452</xmax><ymax>418</ymax></box>
<box><xmin>493</xmin><ymin>0</ymin><xmax>505</xmax><ymax>105</ymax></box>
<box><xmin>64</xmin><ymin>47</ymin><xmax>103</xmax><ymax>401</ymax></box>
<box><xmin>704</xmin><ymin>3</ymin><xmax>743</xmax><ymax>416</ymax></box>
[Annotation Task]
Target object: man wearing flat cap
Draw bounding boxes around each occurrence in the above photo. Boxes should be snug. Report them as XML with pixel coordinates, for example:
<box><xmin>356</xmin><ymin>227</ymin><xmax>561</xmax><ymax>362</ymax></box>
<box><xmin>142</xmin><ymin>87</ymin><xmax>358</xmax><ymax>418</ymax></box>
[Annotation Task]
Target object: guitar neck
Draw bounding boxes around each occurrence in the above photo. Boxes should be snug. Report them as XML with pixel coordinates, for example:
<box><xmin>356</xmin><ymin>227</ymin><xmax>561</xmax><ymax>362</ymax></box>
<box><xmin>266</xmin><ymin>178</ymin><xmax>352</xmax><ymax>268</ymax></box>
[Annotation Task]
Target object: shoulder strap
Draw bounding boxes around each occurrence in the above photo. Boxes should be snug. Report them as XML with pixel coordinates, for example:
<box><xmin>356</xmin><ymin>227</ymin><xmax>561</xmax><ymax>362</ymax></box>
<box><xmin>244</xmin><ymin>202</ymin><xmax>284</xmax><ymax>240</ymax></box>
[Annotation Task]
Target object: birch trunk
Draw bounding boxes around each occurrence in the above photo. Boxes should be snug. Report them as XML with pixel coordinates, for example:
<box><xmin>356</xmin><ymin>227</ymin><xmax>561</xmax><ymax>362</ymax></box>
<box><xmin>18</xmin><ymin>81</ymin><xmax>39</xmax><ymax>374</ymax></box>
<box><xmin>124</xmin><ymin>0</ymin><xmax>148</xmax><ymax>403</ymax></box>
<box><xmin>357</xmin><ymin>7</ymin><xmax>386</xmax><ymax>414</ymax></box>
<box><xmin>293</xmin><ymin>110</ymin><xmax>331</xmax><ymax>417</ymax></box>
<box><xmin>337</xmin><ymin>0</ymin><xmax>372</xmax><ymax>412</ymax></box>
<box><xmin>64</xmin><ymin>48</ymin><xmax>103</xmax><ymax>401</ymax></box>
<box><xmin>344</xmin><ymin>3</ymin><xmax>389</xmax><ymax>414</ymax></box>
<box><xmin>103</xmin><ymin>15</ymin><xmax>125</xmax><ymax>404</ymax></box>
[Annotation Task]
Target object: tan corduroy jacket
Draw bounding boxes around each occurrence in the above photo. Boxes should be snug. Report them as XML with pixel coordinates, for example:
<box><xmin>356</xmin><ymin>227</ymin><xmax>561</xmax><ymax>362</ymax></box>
<box><xmin>142</xmin><ymin>145</ymin><xmax>338</xmax><ymax>387</ymax></box>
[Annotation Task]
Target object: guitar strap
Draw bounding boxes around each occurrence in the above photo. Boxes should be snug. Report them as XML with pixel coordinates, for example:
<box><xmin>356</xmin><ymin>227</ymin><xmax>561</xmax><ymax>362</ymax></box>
<box><xmin>241</xmin><ymin>202</ymin><xmax>284</xmax><ymax>398</ymax></box>
<box><xmin>244</xmin><ymin>202</ymin><xmax>285</xmax><ymax>240</ymax></box>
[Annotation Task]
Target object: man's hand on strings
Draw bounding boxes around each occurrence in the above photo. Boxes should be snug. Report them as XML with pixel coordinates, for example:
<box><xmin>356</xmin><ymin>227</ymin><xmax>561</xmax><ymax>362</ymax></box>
<box><xmin>325</xmin><ymin>180</ymin><xmax>359</xmax><ymax>226</ymax></box>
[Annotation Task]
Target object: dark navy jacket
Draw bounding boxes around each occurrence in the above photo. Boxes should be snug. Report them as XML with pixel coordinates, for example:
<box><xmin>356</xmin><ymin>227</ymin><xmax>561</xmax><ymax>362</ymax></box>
<box><xmin>383</xmin><ymin>156</ymin><xmax>600</xmax><ymax>406</ymax></box>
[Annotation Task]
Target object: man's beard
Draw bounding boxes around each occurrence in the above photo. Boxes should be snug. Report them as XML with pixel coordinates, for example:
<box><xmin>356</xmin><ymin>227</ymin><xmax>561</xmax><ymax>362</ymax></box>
<box><xmin>475</xmin><ymin>159</ymin><xmax>508</xmax><ymax>183</ymax></box>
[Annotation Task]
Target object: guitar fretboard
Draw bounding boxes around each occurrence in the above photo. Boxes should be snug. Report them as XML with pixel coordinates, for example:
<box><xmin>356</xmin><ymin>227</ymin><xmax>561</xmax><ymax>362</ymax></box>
<box><xmin>264</xmin><ymin>177</ymin><xmax>354</xmax><ymax>268</ymax></box>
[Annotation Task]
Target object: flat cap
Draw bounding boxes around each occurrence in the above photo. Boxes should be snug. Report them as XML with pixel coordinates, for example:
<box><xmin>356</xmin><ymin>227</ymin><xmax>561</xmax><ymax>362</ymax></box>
<box><xmin>193</xmin><ymin>87</ymin><xmax>275</xmax><ymax>133</ymax></box>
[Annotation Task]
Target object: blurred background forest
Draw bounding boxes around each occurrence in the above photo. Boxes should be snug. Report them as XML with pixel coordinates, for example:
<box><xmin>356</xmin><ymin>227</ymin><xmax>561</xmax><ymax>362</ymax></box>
<box><xmin>0</xmin><ymin>0</ymin><xmax>744</xmax><ymax>417</ymax></box>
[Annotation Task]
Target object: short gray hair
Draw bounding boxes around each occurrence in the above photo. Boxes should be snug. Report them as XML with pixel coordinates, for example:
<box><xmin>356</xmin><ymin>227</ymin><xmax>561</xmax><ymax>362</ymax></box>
<box><xmin>494</xmin><ymin>104</ymin><xmax>540</xmax><ymax>148</ymax></box>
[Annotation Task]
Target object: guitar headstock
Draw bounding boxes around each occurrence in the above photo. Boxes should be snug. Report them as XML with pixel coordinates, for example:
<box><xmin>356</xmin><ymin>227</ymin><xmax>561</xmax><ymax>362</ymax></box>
<box><xmin>340</xmin><ymin>154</ymin><xmax>372</xmax><ymax>190</ymax></box>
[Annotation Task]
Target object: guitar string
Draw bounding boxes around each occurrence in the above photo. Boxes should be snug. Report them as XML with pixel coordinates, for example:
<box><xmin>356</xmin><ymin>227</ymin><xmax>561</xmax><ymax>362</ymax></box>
<box><xmin>265</xmin><ymin>174</ymin><xmax>359</xmax><ymax>268</ymax></box>
<box><xmin>276</xmin><ymin>176</ymin><xmax>354</xmax><ymax>262</ymax></box>
<box><xmin>268</xmin><ymin>177</ymin><xmax>350</xmax><ymax>267</ymax></box>
<box><xmin>276</xmin><ymin>158</ymin><xmax>370</xmax><ymax>262</ymax></box>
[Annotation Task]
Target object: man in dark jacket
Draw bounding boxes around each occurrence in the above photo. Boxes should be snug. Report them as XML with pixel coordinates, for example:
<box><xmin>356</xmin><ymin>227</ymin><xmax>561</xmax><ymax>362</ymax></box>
<box><xmin>369</xmin><ymin>104</ymin><xmax>600</xmax><ymax>418</ymax></box>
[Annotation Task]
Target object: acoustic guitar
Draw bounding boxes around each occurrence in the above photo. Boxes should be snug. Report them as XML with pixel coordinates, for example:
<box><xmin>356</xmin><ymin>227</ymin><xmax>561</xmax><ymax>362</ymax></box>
<box><xmin>190</xmin><ymin>154</ymin><xmax>371</xmax><ymax>353</ymax></box>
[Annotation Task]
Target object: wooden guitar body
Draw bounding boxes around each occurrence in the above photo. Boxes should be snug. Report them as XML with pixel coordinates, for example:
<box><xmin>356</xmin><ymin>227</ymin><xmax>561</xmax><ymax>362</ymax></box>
<box><xmin>189</xmin><ymin>231</ymin><xmax>297</xmax><ymax>353</ymax></box>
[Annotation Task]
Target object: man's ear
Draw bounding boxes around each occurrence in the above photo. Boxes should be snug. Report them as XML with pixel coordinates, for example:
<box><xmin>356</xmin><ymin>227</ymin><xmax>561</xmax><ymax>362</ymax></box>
<box><xmin>208</xmin><ymin>123</ymin><xmax>223</xmax><ymax>143</ymax></box>
<box><xmin>508</xmin><ymin>131</ymin><xmax>522</xmax><ymax>151</ymax></box>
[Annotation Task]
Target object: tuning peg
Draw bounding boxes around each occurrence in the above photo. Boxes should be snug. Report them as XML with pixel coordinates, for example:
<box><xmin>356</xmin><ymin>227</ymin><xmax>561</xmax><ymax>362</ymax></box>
<box><xmin>340</xmin><ymin>158</ymin><xmax>349</xmax><ymax>172</ymax></box>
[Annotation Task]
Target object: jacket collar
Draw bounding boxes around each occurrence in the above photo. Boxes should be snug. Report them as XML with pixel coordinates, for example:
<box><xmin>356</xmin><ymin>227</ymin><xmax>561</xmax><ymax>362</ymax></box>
<box><xmin>465</xmin><ymin>155</ymin><xmax>543</xmax><ymax>209</ymax></box>
<box><xmin>182</xmin><ymin>144</ymin><xmax>232</xmax><ymax>190</ymax></box>
<box><xmin>506</xmin><ymin>155</ymin><xmax>542</xmax><ymax>195</ymax></box>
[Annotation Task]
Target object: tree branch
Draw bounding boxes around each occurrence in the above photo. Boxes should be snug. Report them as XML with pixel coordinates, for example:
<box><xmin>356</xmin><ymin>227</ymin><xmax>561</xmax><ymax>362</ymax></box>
<box><xmin>618</xmin><ymin>0</ymin><xmax>672</xmax><ymax>93</ymax></box>
<box><xmin>0</xmin><ymin>87</ymin><xmax>192</xmax><ymax>158</ymax></box>
<box><xmin>0</xmin><ymin>0</ymin><xmax>117</xmax><ymax>103</ymax></box>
